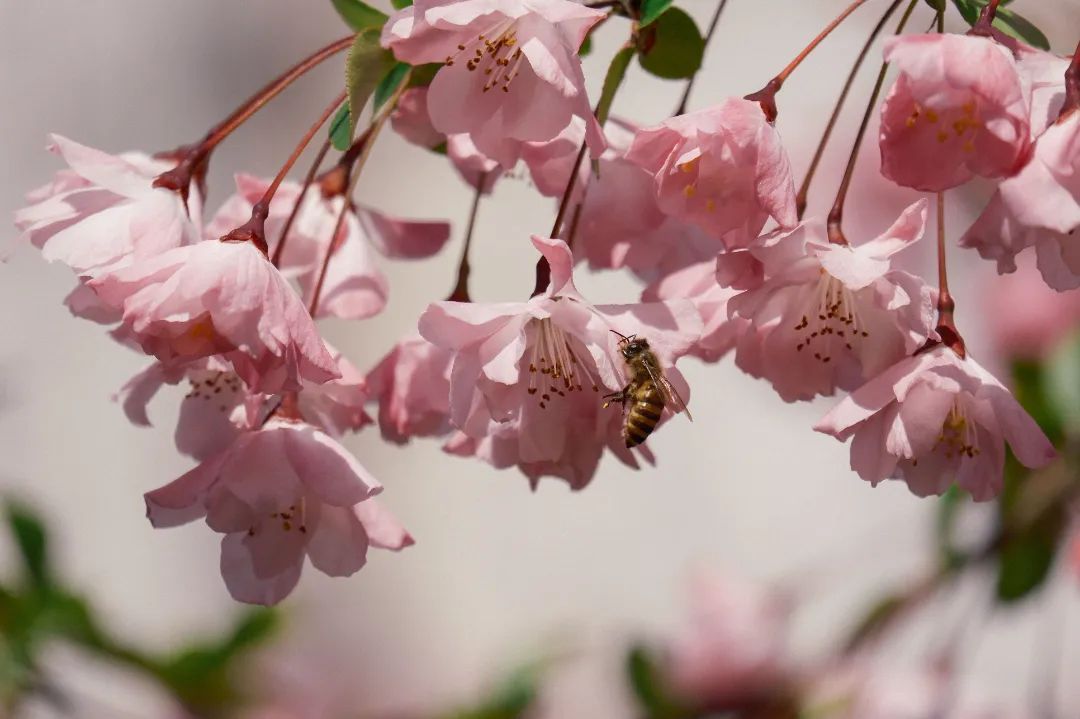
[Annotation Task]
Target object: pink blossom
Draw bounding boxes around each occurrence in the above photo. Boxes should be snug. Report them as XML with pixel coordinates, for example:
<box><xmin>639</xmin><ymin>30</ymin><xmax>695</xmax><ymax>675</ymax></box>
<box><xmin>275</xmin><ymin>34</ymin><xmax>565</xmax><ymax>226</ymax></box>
<box><xmin>625</xmin><ymin>99</ymin><xmax>797</xmax><ymax>247</ymax></box>
<box><xmin>643</xmin><ymin>260</ymin><xmax>747</xmax><ymax>362</ymax></box>
<box><xmin>208</xmin><ymin>174</ymin><xmax>451</xmax><ymax>319</ymax></box>
<box><xmin>365</xmin><ymin>335</ymin><xmax>454</xmax><ymax>444</ymax></box>
<box><xmin>90</xmin><ymin>239</ymin><xmax>339</xmax><ymax>393</ymax></box>
<box><xmin>879</xmin><ymin>34</ymin><xmax>1031</xmax><ymax>191</ymax></box>
<box><xmin>419</xmin><ymin>236</ymin><xmax>700</xmax><ymax>488</ymax></box>
<box><xmin>961</xmin><ymin>112</ymin><xmax>1080</xmax><ymax>291</ymax></box>
<box><xmin>381</xmin><ymin>0</ymin><xmax>605</xmax><ymax>168</ymax></box>
<box><xmin>980</xmin><ymin>252</ymin><xmax>1080</xmax><ymax>360</ymax></box>
<box><xmin>446</xmin><ymin>133</ymin><xmax>504</xmax><ymax>193</ymax></box>
<box><xmin>145</xmin><ymin>418</ymin><xmax>411</xmax><ymax>605</ymax></box>
<box><xmin>572</xmin><ymin>120</ymin><xmax>722</xmax><ymax>281</ymax></box>
<box><xmin>117</xmin><ymin>348</ymin><xmax>369</xmax><ymax>460</ymax></box>
<box><xmin>390</xmin><ymin>87</ymin><xmax>446</xmax><ymax>149</ymax></box>
<box><xmin>724</xmin><ymin>202</ymin><xmax>935</xmax><ymax>402</ymax></box>
<box><xmin>667</xmin><ymin>572</ymin><xmax>790</xmax><ymax>709</ymax></box>
<box><xmin>14</xmin><ymin>135</ymin><xmax>200</xmax><ymax>319</ymax></box>
<box><xmin>814</xmin><ymin>344</ymin><xmax>1056</xmax><ymax>500</ymax></box>
<box><xmin>1016</xmin><ymin>47</ymin><xmax>1071</xmax><ymax>137</ymax></box>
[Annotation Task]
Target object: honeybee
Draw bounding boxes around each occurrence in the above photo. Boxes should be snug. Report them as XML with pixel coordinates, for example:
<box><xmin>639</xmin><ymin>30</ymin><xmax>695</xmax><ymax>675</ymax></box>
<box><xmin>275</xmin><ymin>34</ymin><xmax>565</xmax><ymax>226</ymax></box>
<box><xmin>604</xmin><ymin>331</ymin><xmax>692</xmax><ymax>447</ymax></box>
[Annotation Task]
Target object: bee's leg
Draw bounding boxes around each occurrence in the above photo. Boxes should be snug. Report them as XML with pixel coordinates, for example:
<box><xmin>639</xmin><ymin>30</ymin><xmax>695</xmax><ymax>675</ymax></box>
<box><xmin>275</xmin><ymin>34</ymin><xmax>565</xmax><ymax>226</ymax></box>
<box><xmin>602</xmin><ymin>384</ymin><xmax>632</xmax><ymax>411</ymax></box>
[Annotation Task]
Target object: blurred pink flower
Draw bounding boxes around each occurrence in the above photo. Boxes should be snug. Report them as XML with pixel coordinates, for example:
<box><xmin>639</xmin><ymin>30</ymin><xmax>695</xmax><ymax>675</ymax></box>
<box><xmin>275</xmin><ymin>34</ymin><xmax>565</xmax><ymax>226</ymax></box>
<box><xmin>814</xmin><ymin>344</ymin><xmax>1056</xmax><ymax>500</ymax></box>
<box><xmin>381</xmin><ymin>0</ymin><xmax>605</xmax><ymax>168</ymax></box>
<box><xmin>390</xmin><ymin>87</ymin><xmax>446</xmax><ymax>149</ymax></box>
<box><xmin>643</xmin><ymin>260</ymin><xmax>747</xmax><ymax>362</ymax></box>
<box><xmin>981</xmin><ymin>252</ymin><xmax>1080</xmax><ymax>360</ymax></box>
<box><xmin>145</xmin><ymin>417</ymin><xmax>411</xmax><ymax>605</ymax></box>
<box><xmin>447</xmin><ymin>133</ymin><xmax>504</xmax><ymax>193</ymax></box>
<box><xmin>667</xmin><ymin>571</ymin><xmax>790</xmax><ymax>709</ymax></box>
<box><xmin>14</xmin><ymin>135</ymin><xmax>200</xmax><ymax>321</ymax></box>
<box><xmin>366</xmin><ymin>335</ymin><xmax>454</xmax><ymax>444</ymax></box>
<box><xmin>90</xmin><ymin>239</ymin><xmax>339</xmax><ymax>393</ymax></box>
<box><xmin>879</xmin><ymin>34</ymin><xmax>1030</xmax><ymax>192</ymax></box>
<box><xmin>961</xmin><ymin>112</ymin><xmax>1080</xmax><ymax>291</ymax></box>
<box><xmin>625</xmin><ymin>99</ymin><xmax>797</xmax><ymax>247</ymax></box>
<box><xmin>208</xmin><ymin>174</ymin><xmax>451</xmax><ymax>319</ymax></box>
<box><xmin>419</xmin><ymin>236</ymin><xmax>699</xmax><ymax>488</ymax></box>
<box><xmin>724</xmin><ymin>202</ymin><xmax>935</xmax><ymax>402</ymax></box>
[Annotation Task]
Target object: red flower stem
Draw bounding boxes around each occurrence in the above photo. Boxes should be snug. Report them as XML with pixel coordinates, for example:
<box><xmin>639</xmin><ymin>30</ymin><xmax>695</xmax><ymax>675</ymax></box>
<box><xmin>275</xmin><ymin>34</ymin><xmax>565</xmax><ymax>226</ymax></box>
<box><xmin>745</xmin><ymin>0</ymin><xmax>874</xmax><ymax>121</ymax></box>
<box><xmin>826</xmin><ymin>0</ymin><xmax>919</xmax><ymax>246</ymax></box>
<box><xmin>154</xmin><ymin>35</ymin><xmax>353</xmax><ymax>196</ymax></box>
<box><xmin>969</xmin><ymin>0</ymin><xmax>1003</xmax><ymax>36</ymax></box>
<box><xmin>271</xmin><ymin>136</ymin><xmax>333</xmax><ymax>268</ymax></box>
<box><xmin>796</xmin><ymin>0</ymin><xmax>905</xmax><ymax>219</ymax></box>
<box><xmin>934</xmin><ymin>192</ymin><xmax>965</xmax><ymax>356</ymax></box>
<box><xmin>673</xmin><ymin>0</ymin><xmax>731</xmax><ymax>116</ymax></box>
<box><xmin>1063</xmin><ymin>39</ymin><xmax>1080</xmax><ymax>119</ymax></box>
<box><xmin>447</xmin><ymin>176</ymin><xmax>489</xmax><ymax>302</ymax></box>
<box><xmin>306</xmin><ymin>86</ymin><xmax>403</xmax><ymax>316</ymax></box>
<box><xmin>221</xmin><ymin>90</ymin><xmax>346</xmax><ymax>255</ymax></box>
<box><xmin>532</xmin><ymin>36</ymin><xmax>635</xmax><ymax>297</ymax></box>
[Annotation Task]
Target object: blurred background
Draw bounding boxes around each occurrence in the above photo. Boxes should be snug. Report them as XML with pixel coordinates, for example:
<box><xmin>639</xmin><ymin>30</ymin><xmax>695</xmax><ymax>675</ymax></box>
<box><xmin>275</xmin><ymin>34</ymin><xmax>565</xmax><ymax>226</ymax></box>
<box><xmin>1</xmin><ymin>0</ymin><xmax>1079</xmax><ymax>716</ymax></box>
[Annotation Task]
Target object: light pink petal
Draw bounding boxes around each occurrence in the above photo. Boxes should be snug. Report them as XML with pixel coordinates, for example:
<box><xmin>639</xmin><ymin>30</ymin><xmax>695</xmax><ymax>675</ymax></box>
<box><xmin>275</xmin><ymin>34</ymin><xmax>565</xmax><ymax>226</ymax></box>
<box><xmin>282</xmin><ymin>424</ymin><xmax>382</xmax><ymax>506</ymax></box>
<box><xmin>220</xmin><ymin>533</ymin><xmax>303</xmax><ymax>606</ymax></box>
<box><xmin>305</xmin><ymin>504</ymin><xmax>370</xmax><ymax>577</ymax></box>
<box><xmin>144</xmin><ymin>453</ymin><xmax>225</xmax><ymax>528</ymax></box>
<box><xmin>355</xmin><ymin>206</ymin><xmax>451</xmax><ymax>259</ymax></box>
<box><xmin>353</xmin><ymin>499</ymin><xmax>415</xmax><ymax>550</ymax></box>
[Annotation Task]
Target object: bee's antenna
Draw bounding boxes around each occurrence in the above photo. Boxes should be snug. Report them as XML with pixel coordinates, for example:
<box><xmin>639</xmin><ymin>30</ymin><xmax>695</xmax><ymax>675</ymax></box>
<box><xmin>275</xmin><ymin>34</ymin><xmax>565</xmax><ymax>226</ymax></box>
<box><xmin>610</xmin><ymin>329</ymin><xmax>631</xmax><ymax>341</ymax></box>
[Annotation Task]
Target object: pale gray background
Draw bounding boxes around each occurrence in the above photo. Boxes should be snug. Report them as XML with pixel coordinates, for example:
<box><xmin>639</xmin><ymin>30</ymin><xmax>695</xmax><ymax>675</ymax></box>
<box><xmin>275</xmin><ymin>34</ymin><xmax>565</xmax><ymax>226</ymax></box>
<box><xmin>2</xmin><ymin>1</ymin><xmax>1079</xmax><ymax>716</ymax></box>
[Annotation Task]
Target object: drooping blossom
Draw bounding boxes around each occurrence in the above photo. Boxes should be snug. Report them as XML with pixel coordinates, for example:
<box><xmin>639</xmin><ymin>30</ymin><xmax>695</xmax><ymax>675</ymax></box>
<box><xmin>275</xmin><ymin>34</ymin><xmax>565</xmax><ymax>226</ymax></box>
<box><xmin>960</xmin><ymin>112</ymin><xmax>1080</xmax><ymax>291</ymax></box>
<box><xmin>567</xmin><ymin>119</ymin><xmax>722</xmax><ymax>282</ymax></box>
<box><xmin>1016</xmin><ymin>46</ymin><xmax>1071</xmax><ymax>137</ymax></box>
<box><xmin>446</xmin><ymin>134</ymin><xmax>504</xmax><ymax>192</ymax></box>
<box><xmin>879</xmin><ymin>33</ymin><xmax>1031</xmax><ymax>191</ymax></box>
<box><xmin>117</xmin><ymin>347</ymin><xmax>369</xmax><ymax>461</ymax></box>
<box><xmin>207</xmin><ymin>174</ymin><xmax>451</xmax><ymax>319</ymax></box>
<box><xmin>643</xmin><ymin>261</ymin><xmax>747</xmax><ymax>362</ymax></box>
<box><xmin>419</xmin><ymin>236</ymin><xmax>701</xmax><ymax>488</ymax></box>
<box><xmin>723</xmin><ymin>202</ymin><xmax>935</xmax><ymax>402</ymax></box>
<box><xmin>365</xmin><ymin>335</ymin><xmax>454</xmax><ymax>444</ymax></box>
<box><xmin>90</xmin><ymin>238</ymin><xmax>339</xmax><ymax>393</ymax></box>
<box><xmin>666</xmin><ymin>571</ymin><xmax>791</xmax><ymax>710</ymax></box>
<box><xmin>814</xmin><ymin>344</ymin><xmax>1056</xmax><ymax>500</ymax></box>
<box><xmin>625</xmin><ymin>99</ymin><xmax>797</xmax><ymax>247</ymax></box>
<box><xmin>381</xmin><ymin>0</ymin><xmax>606</xmax><ymax>168</ymax></box>
<box><xmin>980</xmin><ymin>252</ymin><xmax>1080</xmax><ymax>360</ymax></box>
<box><xmin>145</xmin><ymin>417</ymin><xmax>411</xmax><ymax>605</ymax></box>
<box><xmin>14</xmin><ymin>135</ymin><xmax>200</xmax><ymax>319</ymax></box>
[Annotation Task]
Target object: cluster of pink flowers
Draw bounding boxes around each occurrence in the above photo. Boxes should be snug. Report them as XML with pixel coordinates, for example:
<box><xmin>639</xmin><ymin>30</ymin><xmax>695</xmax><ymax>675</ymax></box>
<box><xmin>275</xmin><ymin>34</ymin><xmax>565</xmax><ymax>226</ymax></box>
<box><xmin>11</xmin><ymin>0</ymin><xmax>1076</xmax><ymax>605</ymax></box>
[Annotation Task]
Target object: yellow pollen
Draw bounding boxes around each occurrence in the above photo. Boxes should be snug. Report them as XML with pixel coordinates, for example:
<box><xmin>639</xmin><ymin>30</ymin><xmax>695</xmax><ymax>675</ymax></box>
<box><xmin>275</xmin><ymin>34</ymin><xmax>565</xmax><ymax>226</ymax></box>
<box><xmin>936</xmin><ymin>130</ymin><xmax>949</xmax><ymax>143</ymax></box>
<box><xmin>683</xmin><ymin>183</ymin><xmax>696</xmax><ymax>198</ymax></box>
<box><xmin>705</xmin><ymin>198</ymin><xmax>716</xmax><ymax>212</ymax></box>
<box><xmin>925</xmin><ymin>109</ymin><xmax>939</xmax><ymax>123</ymax></box>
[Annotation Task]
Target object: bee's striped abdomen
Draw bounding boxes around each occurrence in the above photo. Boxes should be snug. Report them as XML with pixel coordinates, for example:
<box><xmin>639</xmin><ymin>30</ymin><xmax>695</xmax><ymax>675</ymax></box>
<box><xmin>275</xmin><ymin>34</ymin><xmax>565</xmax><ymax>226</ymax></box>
<box><xmin>624</xmin><ymin>379</ymin><xmax>665</xmax><ymax>447</ymax></box>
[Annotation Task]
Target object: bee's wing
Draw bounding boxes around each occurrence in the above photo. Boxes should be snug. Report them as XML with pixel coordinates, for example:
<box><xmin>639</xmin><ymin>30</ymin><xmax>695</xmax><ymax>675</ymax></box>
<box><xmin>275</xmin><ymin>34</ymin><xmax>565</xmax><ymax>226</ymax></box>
<box><xmin>643</xmin><ymin>360</ymin><xmax>693</xmax><ymax>422</ymax></box>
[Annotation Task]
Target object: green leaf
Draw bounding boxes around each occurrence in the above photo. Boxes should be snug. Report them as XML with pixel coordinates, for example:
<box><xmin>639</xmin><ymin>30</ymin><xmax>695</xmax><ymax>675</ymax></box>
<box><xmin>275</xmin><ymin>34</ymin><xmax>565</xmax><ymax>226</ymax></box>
<box><xmin>844</xmin><ymin>594</ymin><xmax>906</xmax><ymax>651</ymax></box>
<box><xmin>1046</xmin><ymin>331</ymin><xmax>1080</xmax><ymax>433</ymax></box>
<box><xmin>950</xmin><ymin>1</ymin><xmax>1046</xmax><ymax>50</ymax></box>
<box><xmin>1010</xmin><ymin>360</ymin><xmax>1064</xmax><ymax>445</ymax></box>
<box><xmin>5</xmin><ymin>502</ymin><xmax>49</xmax><ymax>589</ymax></box>
<box><xmin>407</xmin><ymin>62</ymin><xmax>442</xmax><ymax>88</ymax></box>
<box><xmin>992</xmin><ymin>8</ymin><xmax>1051</xmax><ymax>50</ymax></box>
<box><xmin>579</xmin><ymin>34</ymin><xmax>593</xmax><ymax>57</ymax></box>
<box><xmin>391</xmin><ymin>0</ymin><xmax>413</xmax><ymax>7</ymax></box>
<box><xmin>331</xmin><ymin>0</ymin><xmax>388</xmax><ymax>31</ymax></box>
<box><xmin>345</xmin><ymin>28</ymin><xmax>397</xmax><ymax>137</ymax></box>
<box><xmin>596</xmin><ymin>45</ymin><xmax>636</xmax><ymax>126</ymax></box>
<box><xmin>637</xmin><ymin>7</ymin><xmax>704</xmax><ymax>80</ymax></box>
<box><xmin>639</xmin><ymin>0</ymin><xmax>674</xmax><ymax>27</ymax></box>
<box><xmin>922</xmin><ymin>0</ymin><xmax>946</xmax><ymax>11</ymax></box>
<box><xmin>936</xmin><ymin>485</ymin><xmax>966</xmax><ymax>570</ymax></box>
<box><xmin>329</xmin><ymin>103</ymin><xmax>353</xmax><ymax>151</ymax></box>
<box><xmin>446</xmin><ymin>660</ymin><xmax>547</xmax><ymax>719</ymax></box>
<box><xmin>374</xmin><ymin>62</ymin><xmax>411</xmax><ymax>113</ymax></box>
<box><xmin>996</xmin><ymin>534</ymin><xmax>1055</xmax><ymax>602</ymax></box>
<box><xmin>625</xmin><ymin>645</ymin><xmax>686</xmax><ymax>719</ymax></box>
